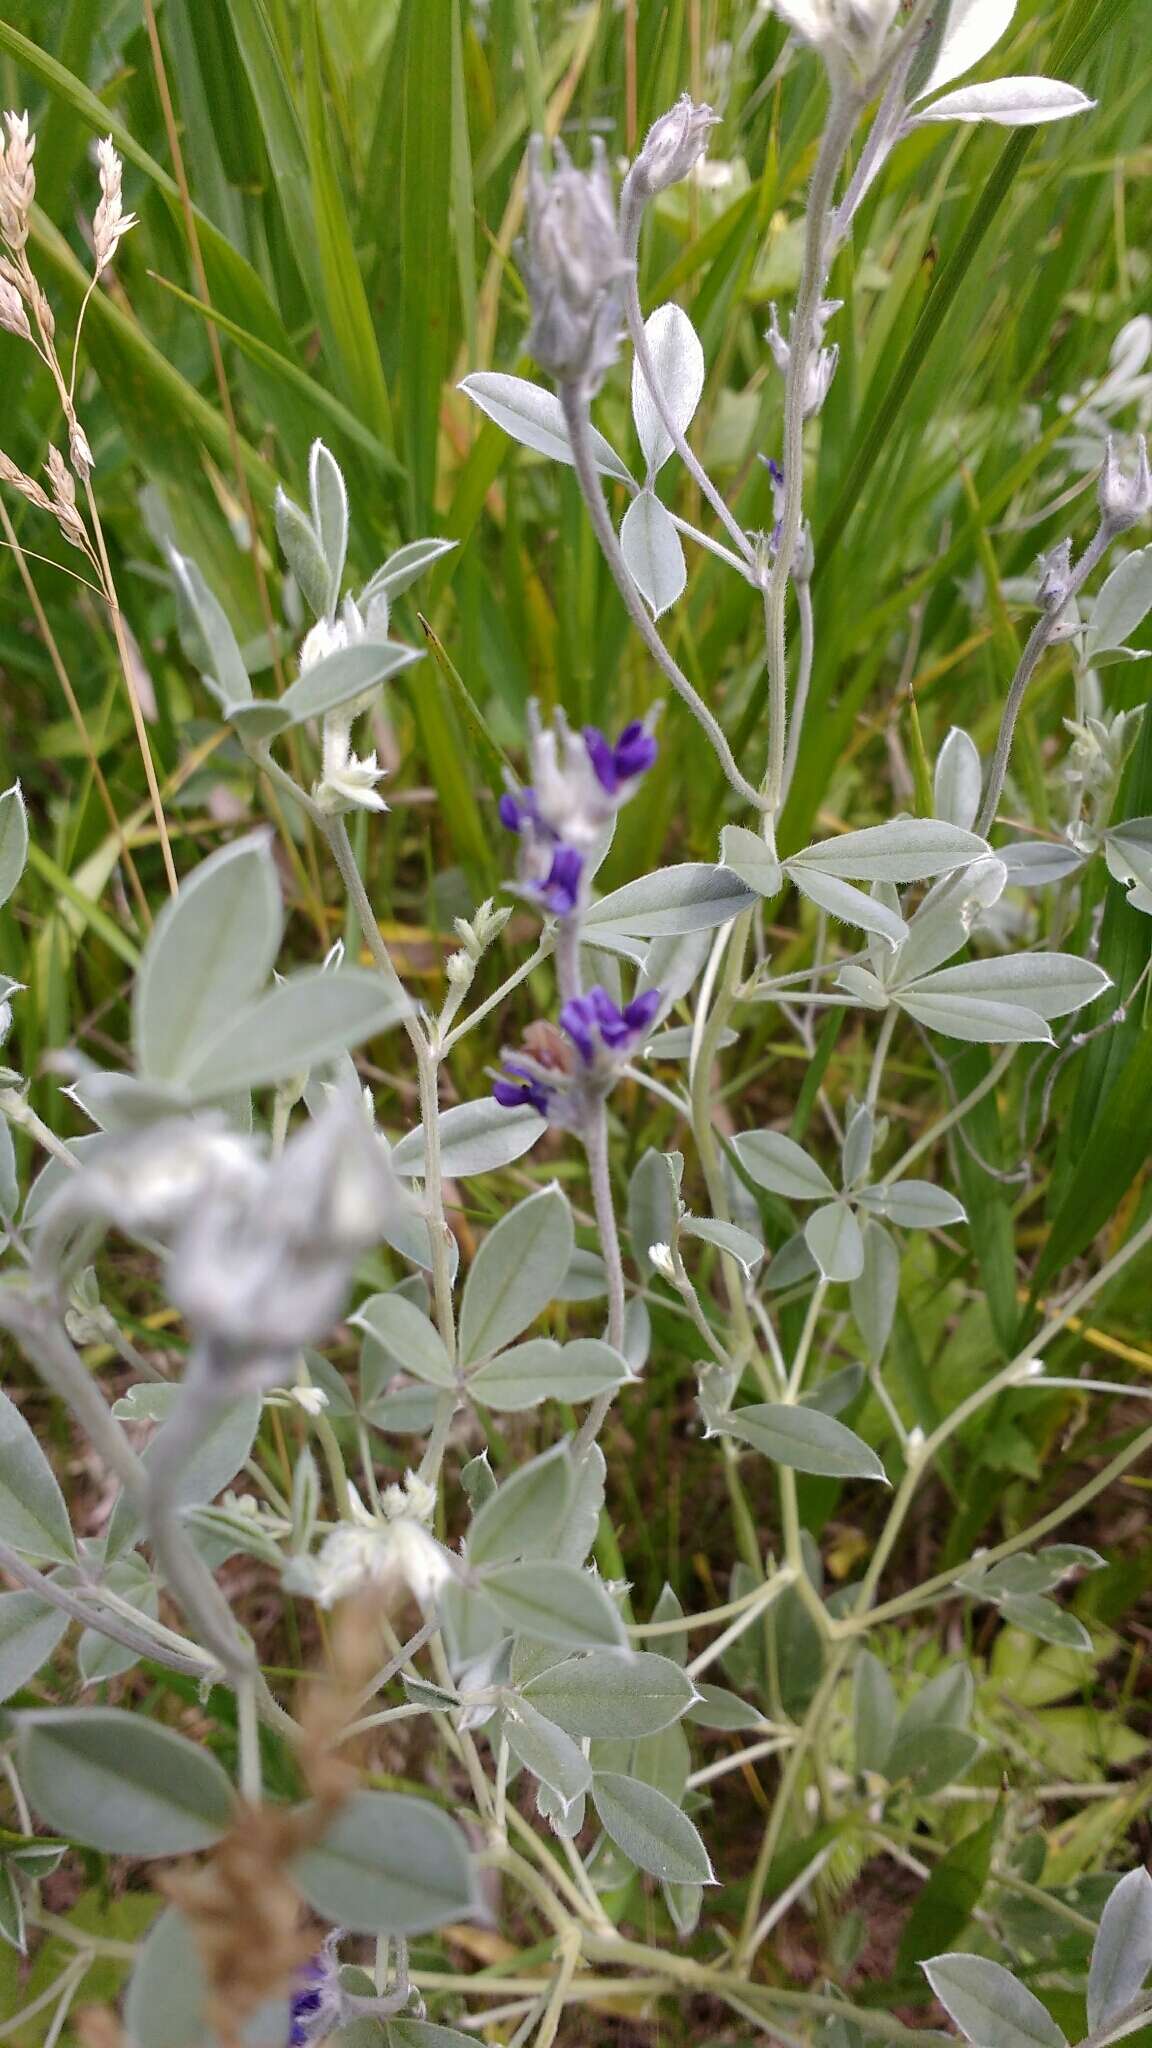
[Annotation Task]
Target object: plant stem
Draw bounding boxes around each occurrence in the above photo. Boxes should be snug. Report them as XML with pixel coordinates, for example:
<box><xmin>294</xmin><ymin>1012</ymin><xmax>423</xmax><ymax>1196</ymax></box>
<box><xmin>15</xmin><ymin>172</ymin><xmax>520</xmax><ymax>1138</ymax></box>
<box><xmin>761</xmin><ymin>84</ymin><xmax>862</xmax><ymax>816</ymax></box>
<box><xmin>976</xmin><ymin>520</ymin><xmax>1114</xmax><ymax>835</ymax></box>
<box><xmin>573</xmin><ymin>1099</ymin><xmax>626</xmax><ymax>1456</ymax></box>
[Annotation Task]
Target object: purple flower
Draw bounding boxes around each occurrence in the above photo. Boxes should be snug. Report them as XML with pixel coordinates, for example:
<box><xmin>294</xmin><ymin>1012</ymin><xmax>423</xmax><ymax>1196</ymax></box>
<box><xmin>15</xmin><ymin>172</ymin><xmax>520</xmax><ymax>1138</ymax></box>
<box><xmin>289</xmin><ymin>1954</ymin><xmax>337</xmax><ymax>2048</ymax></box>
<box><xmin>560</xmin><ymin>986</ymin><xmax>662</xmax><ymax>1064</ymax></box>
<box><xmin>499</xmin><ymin>786</ymin><xmax>554</xmax><ymax>838</ymax></box>
<box><xmin>583</xmin><ymin>721</ymin><xmax>658</xmax><ymax>797</ymax></box>
<box><xmin>492</xmin><ymin>1060</ymin><xmax>553</xmax><ymax>1116</ymax></box>
<box><xmin>532</xmin><ymin>845</ymin><xmax>583</xmax><ymax>919</ymax></box>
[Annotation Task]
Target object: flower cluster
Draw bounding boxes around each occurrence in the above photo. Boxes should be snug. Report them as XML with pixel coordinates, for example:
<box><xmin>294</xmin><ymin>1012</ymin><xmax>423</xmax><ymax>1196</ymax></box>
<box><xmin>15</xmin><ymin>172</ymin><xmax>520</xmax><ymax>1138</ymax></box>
<box><xmin>289</xmin><ymin>1939</ymin><xmax>343</xmax><ymax>2048</ymax></box>
<box><xmin>766</xmin><ymin>298</ymin><xmax>841</xmax><ymax>418</ymax></box>
<box><xmin>493</xmin><ymin>985</ymin><xmax>661</xmax><ymax>1126</ymax></box>
<box><xmin>520</xmin><ymin>135</ymin><xmax>631</xmax><ymax>392</ymax></box>
<box><xmin>500</xmin><ymin>710</ymin><xmax>657</xmax><ymax>920</ymax></box>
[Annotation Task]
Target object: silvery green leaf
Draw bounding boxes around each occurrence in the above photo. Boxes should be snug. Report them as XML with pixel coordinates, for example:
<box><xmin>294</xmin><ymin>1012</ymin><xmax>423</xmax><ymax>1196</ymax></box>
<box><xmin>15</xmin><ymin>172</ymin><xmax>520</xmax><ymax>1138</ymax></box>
<box><xmin>1104</xmin><ymin>820</ymin><xmax>1152</xmax><ymax>910</ymax></box>
<box><xmin>731</xmin><ymin>1129</ymin><xmax>836</xmax><ymax>1201</ymax></box>
<box><xmin>351</xmin><ymin>1293</ymin><xmax>455</xmax><ymax>1389</ymax></box>
<box><xmin>681</xmin><ymin>1216</ymin><xmax>763</xmax><ymax>1272</ymax></box>
<box><xmin>645</xmin><ymin>1024</ymin><xmax>734</xmax><ymax>1059</ymax></box>
<box><xmin>899</xmin><ymin>1665</ymin><xmax>973</xmax><ymax>1740</ymax></box>
<box><xmin>112</xmin><ymin>1383</ymin><xmax>177</xmax><ymax>1423</ymax></box>
<box><xmin>459</xmin><ymin>1185</ymin><xmax>574</xmax><ymax>1364</ymax></box>
<box><xmin>278</xmin><ymin>639</ymin><xmax>422</xmax><ymax>727</ymax></box>
<box><xmin>362</xmin><ymin>537</ymin><xmax>458</xmax><ymax>605</ymax></box>
<box><xmin>664</xmin><ymin>1879</ymin><xmax>703</xmax><ymax>1937</ymax></box>
<box><xmin>857</xmin><ymin>1180</ymin><xmax>967</xmax><ymax>1230</ymax></box>
<box><xmin>628</xmin><ymin>1149</ymin><xmax>682</xmax><ymax>1279</ymax></box>
<box><xmin>392</xmin><ymin>1098</ymin><xmax>546</xmax><ymax>1178</ymax></box>
<box><xmin>850</xmin><ymin>1220</ymin><xmax>900</xmax><ymax>1362</ymax></box>
<box><xmin>725</xmin><ymin>1401</ymin><xmax>886</xmax><ymax>1481</ymax></box>
<box><xmin>0</xmin><ymin>785</ymin><xmax>28</xmax><ymax>910</ymax></box>
<box><xmin>996</xmin><ymin>839</ymin><xmax>1082</xmax><ymax>888</ymax></box>
<box><xmin>620</xmin><ymin>490</ymin><xmax>687</xmax><ymax>619</ymax></box>
<box><xmin>637</xmin><ymin>927</ymin><xmax>714</xmax><ymax>1008</ymax></box>
<box><xmin>894</xmin><ymin>989</ymin><xmax>1052</xmax><ymax>1044</ymax></box>
<box><xmin>458</xmin><ymin>372</ymin><xmax>633</xmax><ymax>484</ymax></box>
<box><xmin>914</xmin><ymin>0</ymin><xmax>1018</xmax><ymax>101</ymax></box>
<box><xmin>523</xmin><ymin>1649</ymin><xmax>695</xmax><ymax>1738</ymax></box>
<box><xmin>802</xmin><ymin>1363</ymin><xmax>866</xmax><ymax>1416</ymax></box>
<box><xmin>468</xmin><ymin>1443</ymin><xmax>576</xmax><ymax>1567</ymax></box>
<box><xmin>169</xmin><ymin>549</ymin><xmax>251</xmax><ymax>706</ymax></box>
<box><xmin>632</xmin><ymin>303</ymin><xmax>705</xmax><ymax>476</ymax></box>
<box><xmin>901</xmin><ymin>1727</ymin><xmax>983</xmax><ymax>1796</ymax></box>
<box><xmin>67</xmin><ymin>1071</ymin><xmax>193</xmax><ymax>1133</ymax></box>
<box><xmin>1087</xmin><ymin>1867</ymin><xmax>1152</xmax><ymax>2032</ymax></box>
<box><xmin>786</xmin><ymin>864</ymin><xmax>909</xmax><ymax>949</ymax></box>
<box><xmin>902</xmin><ymin>953</ymin><xmax>1108</xmax><ymax>1021</ymax></box>
<box><xmin>105</xmin><ymin>1393</ymin><xmax>261</xmax><ymax>1561</ymax></box>
<box><xmin>1088</xmin><ymin>644</ymin><xmax>1152</xmax><ymax>668</ymax></box>
<box><xmin>363</xmin><ymin>1381</ymin><xmax>438</xmax><ymax>1433</ymax></box>
<box><xmin>836</xmin><ymin>964</ymin><xmax>889</xmax><ymax>1009</ymax></box>
<box><xmin>125</xmin><ymin>1906</ymin><xmax>291</xmax><ymax>2048</ymax></box>
<box><xmin>467</xmin><ymin>1338</ymin><xmax>631</xmax><ymax>1411</ymax></box>
<box><xmin>686</xmin><ymin>1682</ymin><xmax>762</xmax><ymax>1730</ymax></box>
<box><xmin>309</xmin><ymin>439</ymin><xmax>349</xmax><ymax>612</ymax></box>
<box><xmin>585</xmin><ymin>863</ymin><xmax>757</xmax><ymax>939</ymax></box>
<box><xmin>854</xmin><ymin>1649</ymin><xmax>896</xmax><ymax>1775</ymax></box>
<box><xmin>18</xmin><ymin>1708</ymin><xmax>234</xmax><ymax>1854</ymax></box>
<box><xmin>921</xmin><ymin>1954</ymin><xmax>1067</xmax><ymax>2048</ymax></box>
<box><xmin>292</xmin><ymin>1789</ymin><xmax>477</xmax><ymax>1935</ymax></box>
<box><xmin>501</xmin><ymin>1694</ymin><xmax>592</xmax><ymax>1810</ymax></box>
<box><xmin>548</xmin><ymin>1440</ymin><xmax>606</xmax><ymax>1569</ymax></box>
<box><xmin>841</xmin><ymin>1104</ymin><xmax>874</xmax><ymax>1190</ymax></box>
<box><xmin>763</xmin><ymin>1231</ymin><xmax>819</xmax><ymax>1290</ymax></box>
<box><xmin>788</xmin><ymin>819</ymin><xmax>987</xmax><ymax>884</ymax></box>
<box><xmin>226</xmin><ymin>700</ymin><xmax>292</xmax><ymax>742</ymax></box>
<box><xmin>78</xmin><ymin>1558</ymin><xmax>159</xmax><ymax>1686</ymax></box>
<box><xmin>720</xmin><ymin>823</ymin><xmax>782</xmax><ymax>897</ymax></box>
<box><xmin>0</xmin><ymin>1592</ymin><xmax>68</xmax><ymax>1703</ymax></box>
<box><xmin>302</xmin><ymin>1348</ymin><xmax>356</xmax><ymax>1419</ymax></box>
<box><xmin>983</xmin><ymin>1554</ymin><xmax>1066</xmax><ymax>1597</ymax></box>
<box><xmin>997</xmin><ymin>1594</ymin><xmax>1092</xmax><ymax>1652</ymax></box>
<box><xmin>402</xmin><ymin>1675</ymin><xmax>460</xmax><ymax>1713</ymax></box>
<box><xmin>180</xmin><ymin>968</ymin><xmax>412</xmax><ymax>1096</ymax></box>
<box><xmin>591</xmin><ymin>1772</ymin><xmax>714</xmax><ymax>1885</ymax></box>
<box><xmin>934</xmin><ymin>727</ymin><xmax>982</xmax><ymax>831</ymax></box>
<box><xmin>0</xmin><ymin>1387</ymin><xmax>78</xmax><ymax>1564</ymax></box>
<box><xmin>482</xmin><ymin>1561</ymin><xmax>626</xmax><ymax>1648</ymax></box>
<box><xmin>274</xmin><ymin>488</ymin><xmax>329</xmax><ymax>620</ymax></box>
<box><xmin>134</xmin><ymin>833</ymin><xmax>283</xmax><ymax>1085</ymax></box>
<box><xmin>556</xmin><ymin>1248</ymin><xmax>608</xmax><ymax>1301</ymax></box>
<box><xmin>912</xmin><ymin>76</ymin><xmax>1094</xmax><ymax>126</ymax></box>
<box><xmin>624</xmin><ymin>1296</ymin><xmax>650</xmax><ymax>1372</ymax></box>
<box><xmin>805</xmin><ymin>1200</ymin><xmax>865</xmax><ymax>1282</ymax></box>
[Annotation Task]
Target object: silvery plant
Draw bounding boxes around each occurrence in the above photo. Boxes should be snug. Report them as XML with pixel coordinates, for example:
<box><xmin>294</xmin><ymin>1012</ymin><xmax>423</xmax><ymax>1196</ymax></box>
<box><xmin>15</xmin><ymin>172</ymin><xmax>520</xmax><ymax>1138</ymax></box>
<box><xmin>0</xmin><ymin>4</ymin><xmax>1151</xmax><ymax>2046</ymax></box>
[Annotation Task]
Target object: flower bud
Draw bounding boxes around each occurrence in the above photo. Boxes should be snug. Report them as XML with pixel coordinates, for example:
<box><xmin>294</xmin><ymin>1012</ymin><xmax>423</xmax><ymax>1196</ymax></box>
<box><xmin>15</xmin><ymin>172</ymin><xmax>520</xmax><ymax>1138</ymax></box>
<box><xmin>520</xmin><ymin>136</ymin><xmax>630</xmax><ymax>394</ymax></box>
<box><xmin>1099</xmin><ymin>433</ymin><xmax>1152</xmax><ymax>533</ymax></box>
<box><xmin>772</xmin><ymin>0</ymin><xmax>900</xmax><ymax>71</ymax></box>
<box><xmin>630</xmin><ymin>96</ymin><xmax>719</xmax><ymax>200</ymax></box>
<box><xmin>1037</xmin><ymin>539</ymin><xmax>1073</xmax><ymax>611</ymax></box>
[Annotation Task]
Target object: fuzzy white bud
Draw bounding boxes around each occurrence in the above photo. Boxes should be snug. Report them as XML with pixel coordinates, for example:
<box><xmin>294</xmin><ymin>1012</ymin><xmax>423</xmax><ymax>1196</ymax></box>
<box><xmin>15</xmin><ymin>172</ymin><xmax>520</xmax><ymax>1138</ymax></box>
<box><xmin>1099</xmin><ymin>434</ymin><xmax>1152</xmax><ymax>534</ymax></box>
<box><xmin>630</xmin><ymin>96</ymin><xmax>720</xmax><ymax>199</ymax></box>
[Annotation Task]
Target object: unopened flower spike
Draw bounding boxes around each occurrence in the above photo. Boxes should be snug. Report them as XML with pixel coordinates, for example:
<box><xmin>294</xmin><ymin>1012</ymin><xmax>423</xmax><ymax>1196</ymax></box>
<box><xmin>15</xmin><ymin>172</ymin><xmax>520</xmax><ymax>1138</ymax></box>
<box><xmin>771</xmin><ymin>0</ymin><xmax>900</xmax><ymax>72</ymax></box>
<box><xmin>1099</xmin><ymin>433</ymin><xmax>1152</xmax><ymax>533</ymax></box>
<box><xmin>92</xmin><ymin>137</ymin><xmax>138</xmax><ymax>273</ymax></box>
<box><xmin>493</xmin><ymin>985</ymin><xmax>662</xmax><ymax>1126</ymax></box>
<box><xmin>766</xmin><ymin>301</ymin><xmax>840</xmax><ymax>418</ymax></box>
<box><xmin>628</xmin><ymin>95</ymin><xmax>720</xmax><ymax>200</ymax></box>
<box><xmin>499</xmin><ymin>707</ymin><xmax>658</xmax><ymax>921</ymax></box>
<box><xmin>0</xmin><ymin>110</ymin><xmax>35</xmax><ymax>251</ymax></box>
<box><xmin>520</xmin><ymin>133</ymin><xmax>631</xmax><ymax>393</ymax></box>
